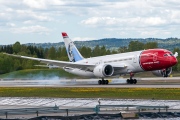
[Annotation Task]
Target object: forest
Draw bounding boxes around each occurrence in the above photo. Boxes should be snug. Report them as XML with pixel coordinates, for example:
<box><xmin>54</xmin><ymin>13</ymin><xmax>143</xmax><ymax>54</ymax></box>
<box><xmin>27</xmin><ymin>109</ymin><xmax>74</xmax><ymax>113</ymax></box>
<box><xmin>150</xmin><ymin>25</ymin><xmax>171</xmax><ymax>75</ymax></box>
<box><xmin>0</xmin><ymin>41</ymin><xmax>180</xmax><ymax>74</ymax></box>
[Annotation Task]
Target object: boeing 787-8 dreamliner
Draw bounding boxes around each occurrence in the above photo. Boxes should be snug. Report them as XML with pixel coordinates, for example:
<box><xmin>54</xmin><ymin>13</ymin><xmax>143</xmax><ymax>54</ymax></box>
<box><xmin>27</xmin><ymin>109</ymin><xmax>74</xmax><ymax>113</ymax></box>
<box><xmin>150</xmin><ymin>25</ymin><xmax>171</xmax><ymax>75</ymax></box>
<box><xmin>4</xmin><ymin>32</ymin><xmax>178</xmax><ymax>85</ymax></box>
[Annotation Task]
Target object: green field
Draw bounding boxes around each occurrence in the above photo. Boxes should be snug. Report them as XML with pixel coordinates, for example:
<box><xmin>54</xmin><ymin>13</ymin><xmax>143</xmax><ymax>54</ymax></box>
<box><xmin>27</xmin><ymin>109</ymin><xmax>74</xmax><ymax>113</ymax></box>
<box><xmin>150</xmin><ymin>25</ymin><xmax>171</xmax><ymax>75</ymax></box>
<box><xmin>0</xmin><ymin>87</ymin><xmax>179</xmax><ymax>100</ymax></box>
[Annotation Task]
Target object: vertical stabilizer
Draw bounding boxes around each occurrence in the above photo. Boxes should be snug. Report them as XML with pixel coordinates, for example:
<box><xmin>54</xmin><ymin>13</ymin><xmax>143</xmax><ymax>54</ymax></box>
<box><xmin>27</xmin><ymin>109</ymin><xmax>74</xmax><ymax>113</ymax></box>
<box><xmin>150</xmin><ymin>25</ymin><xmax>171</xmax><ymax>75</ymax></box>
<box><xmin>62</xmin><ymin>32</ymin><xmax>84</xmax><ymax>62</ymax></box>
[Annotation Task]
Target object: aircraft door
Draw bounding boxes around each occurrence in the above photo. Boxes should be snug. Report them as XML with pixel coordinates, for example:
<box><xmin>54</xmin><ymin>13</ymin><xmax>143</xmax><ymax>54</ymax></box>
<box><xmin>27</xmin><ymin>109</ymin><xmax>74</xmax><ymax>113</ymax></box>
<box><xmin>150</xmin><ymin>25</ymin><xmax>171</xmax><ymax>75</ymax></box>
<box><xmin>133</xmin><ymin>55</ymin><xmax>137</xmax><ymax>63</ymax></box>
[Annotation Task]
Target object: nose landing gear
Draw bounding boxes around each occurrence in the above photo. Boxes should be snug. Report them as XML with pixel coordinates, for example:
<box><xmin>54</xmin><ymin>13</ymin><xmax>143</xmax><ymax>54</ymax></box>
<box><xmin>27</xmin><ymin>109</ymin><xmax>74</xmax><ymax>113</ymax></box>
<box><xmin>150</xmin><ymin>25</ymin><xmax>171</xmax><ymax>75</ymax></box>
<box><xmin>127</xmin><ymin>73</ymin><xmax>137</xmax><ymax>84</ymax></box>
<box><xmin>162</xmin><ymin>68</ymin><xmax>169</xmax><ymax>77</ymax></box>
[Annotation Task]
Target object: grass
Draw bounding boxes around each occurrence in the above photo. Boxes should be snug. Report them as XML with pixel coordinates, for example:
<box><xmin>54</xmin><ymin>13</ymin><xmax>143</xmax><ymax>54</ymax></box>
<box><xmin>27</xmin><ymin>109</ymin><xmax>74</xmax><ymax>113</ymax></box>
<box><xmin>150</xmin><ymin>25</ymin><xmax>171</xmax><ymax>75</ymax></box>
<box><xmin>0</xmin><ymin>87</ymin><xmax>179</xmax><ymax>100</ymax></box>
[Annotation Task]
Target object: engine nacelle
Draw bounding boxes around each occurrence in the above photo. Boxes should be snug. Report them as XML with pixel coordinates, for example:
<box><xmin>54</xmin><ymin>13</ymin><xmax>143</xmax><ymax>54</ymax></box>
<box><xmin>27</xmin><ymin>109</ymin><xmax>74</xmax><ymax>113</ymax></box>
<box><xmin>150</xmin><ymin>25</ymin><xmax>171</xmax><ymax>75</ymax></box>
<box><xmin>93</xmin><ymin>64</ymin><xmax>114</xmax><ymax>77</ymax></box>
<box><xmin>152</xmin><ymin>67</ymin><xmax>172</xmax><ymax>77</ymax></box>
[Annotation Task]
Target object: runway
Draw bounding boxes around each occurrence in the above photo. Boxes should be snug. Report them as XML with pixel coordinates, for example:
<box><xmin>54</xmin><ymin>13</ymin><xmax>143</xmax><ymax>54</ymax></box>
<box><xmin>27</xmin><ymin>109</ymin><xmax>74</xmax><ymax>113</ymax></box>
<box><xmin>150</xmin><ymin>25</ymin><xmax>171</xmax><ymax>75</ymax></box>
<box><xmin>0</xmin><ymin>77</ymin><xmax>180</xmax><ymax>88</ymax></box>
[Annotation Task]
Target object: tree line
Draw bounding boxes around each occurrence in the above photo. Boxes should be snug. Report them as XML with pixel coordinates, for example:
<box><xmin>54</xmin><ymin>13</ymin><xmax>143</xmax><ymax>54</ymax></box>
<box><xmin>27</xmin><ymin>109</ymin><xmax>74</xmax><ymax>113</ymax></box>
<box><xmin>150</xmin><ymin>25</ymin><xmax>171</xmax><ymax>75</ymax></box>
<box><xmin>0</xmin><ymin>41</ymin><xmax>179</xmax><ymax>74</ymax></box>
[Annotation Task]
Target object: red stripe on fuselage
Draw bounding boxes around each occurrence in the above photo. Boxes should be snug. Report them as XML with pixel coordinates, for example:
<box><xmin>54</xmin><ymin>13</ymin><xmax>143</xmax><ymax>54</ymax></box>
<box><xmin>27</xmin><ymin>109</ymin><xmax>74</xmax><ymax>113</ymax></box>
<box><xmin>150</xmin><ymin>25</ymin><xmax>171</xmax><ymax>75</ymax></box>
<box><xmin>139</xmin><ymin>49</ymin><xmax>175</xmax><ymax>71</ymax></box>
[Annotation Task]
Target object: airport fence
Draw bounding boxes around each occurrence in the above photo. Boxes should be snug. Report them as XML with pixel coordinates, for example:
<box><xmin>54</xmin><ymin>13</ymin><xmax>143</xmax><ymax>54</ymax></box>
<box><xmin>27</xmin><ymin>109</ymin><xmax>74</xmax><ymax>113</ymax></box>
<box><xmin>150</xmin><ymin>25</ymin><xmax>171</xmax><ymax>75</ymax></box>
<box><xmin>0</xmin><ymin>104</ymin><xmax>179</xmax><ymax>119</ymax></box>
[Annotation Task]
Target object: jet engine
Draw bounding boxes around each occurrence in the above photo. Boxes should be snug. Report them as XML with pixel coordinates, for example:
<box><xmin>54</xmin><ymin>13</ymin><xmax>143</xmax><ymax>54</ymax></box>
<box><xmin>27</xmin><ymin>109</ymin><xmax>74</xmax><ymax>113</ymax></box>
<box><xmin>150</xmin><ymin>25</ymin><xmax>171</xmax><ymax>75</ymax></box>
<box><xmin>152</xmin><ymin>67</ymin><xmax>172</xmax><ymax>77</ymax></box>
<box><xmin>93</xmin><ymin>64</ymin><xmax>114</xmax><ymax>77</ymax></box>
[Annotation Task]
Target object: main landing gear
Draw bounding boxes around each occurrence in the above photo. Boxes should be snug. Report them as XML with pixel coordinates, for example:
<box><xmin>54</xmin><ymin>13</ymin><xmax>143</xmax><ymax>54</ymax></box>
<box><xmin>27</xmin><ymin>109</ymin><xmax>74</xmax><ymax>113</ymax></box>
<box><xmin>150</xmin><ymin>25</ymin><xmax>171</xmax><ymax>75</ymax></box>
<box><xmin>126</xmin><ymin>73</ymin><xmax>137</xmax><ymax>84</ymax></box>
<box><xmin>127</xmin><ymin>79</ymin><xmax>137</xmax><ymax>84</ymax></box>
<box><xmin>98</xmin><ymin>78</ymin><xmax>109</xmax><ymax>85</ymax></box>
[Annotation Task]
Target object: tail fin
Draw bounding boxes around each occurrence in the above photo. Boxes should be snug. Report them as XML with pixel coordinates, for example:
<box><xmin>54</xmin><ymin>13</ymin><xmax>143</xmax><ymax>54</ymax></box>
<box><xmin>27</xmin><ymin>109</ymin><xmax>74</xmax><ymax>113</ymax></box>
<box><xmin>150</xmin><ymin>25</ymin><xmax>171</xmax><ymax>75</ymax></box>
<box><xmin>62</xmin><ymin>32</ymin><xmax>84</xmax><ymax>62</ymax></box>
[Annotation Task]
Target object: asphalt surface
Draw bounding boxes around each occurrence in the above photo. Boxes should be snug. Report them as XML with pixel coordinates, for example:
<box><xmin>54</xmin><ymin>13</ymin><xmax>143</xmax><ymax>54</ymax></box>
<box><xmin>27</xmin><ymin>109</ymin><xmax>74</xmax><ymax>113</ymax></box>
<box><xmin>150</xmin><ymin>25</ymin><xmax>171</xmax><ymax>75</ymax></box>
<box><xmin>0</xmin><ymin>77</ymin><xmax>180</xmax><ymax>88</ymax></box>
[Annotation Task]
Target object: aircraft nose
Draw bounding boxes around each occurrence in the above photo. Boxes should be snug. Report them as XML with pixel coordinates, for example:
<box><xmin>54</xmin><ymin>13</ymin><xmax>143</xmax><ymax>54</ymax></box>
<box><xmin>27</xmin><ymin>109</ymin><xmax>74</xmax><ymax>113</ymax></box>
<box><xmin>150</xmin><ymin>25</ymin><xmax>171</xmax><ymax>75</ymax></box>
<box><xmin>171</xmin><ymin>57</ymin><xmax>178</xmax><ymax>66</ymax></box>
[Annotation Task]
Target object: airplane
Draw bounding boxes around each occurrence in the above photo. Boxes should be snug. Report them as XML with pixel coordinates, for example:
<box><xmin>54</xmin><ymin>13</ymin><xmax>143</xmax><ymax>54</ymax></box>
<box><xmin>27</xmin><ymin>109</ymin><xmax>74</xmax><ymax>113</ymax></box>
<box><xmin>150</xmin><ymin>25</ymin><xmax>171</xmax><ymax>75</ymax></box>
<box><xmin>4</xmin><ymin>32</ymin><xmax>178</xmax><ymax>85</ymax></box>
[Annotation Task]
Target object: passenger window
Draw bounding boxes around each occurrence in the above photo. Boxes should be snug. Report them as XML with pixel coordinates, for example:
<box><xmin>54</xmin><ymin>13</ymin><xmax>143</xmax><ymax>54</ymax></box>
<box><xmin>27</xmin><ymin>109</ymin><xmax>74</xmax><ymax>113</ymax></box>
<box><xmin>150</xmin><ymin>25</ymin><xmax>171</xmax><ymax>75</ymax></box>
<box><xmin>164</xmin><ymin>53</ymin><xmax>173</xmax><ymax>57</ymax></box>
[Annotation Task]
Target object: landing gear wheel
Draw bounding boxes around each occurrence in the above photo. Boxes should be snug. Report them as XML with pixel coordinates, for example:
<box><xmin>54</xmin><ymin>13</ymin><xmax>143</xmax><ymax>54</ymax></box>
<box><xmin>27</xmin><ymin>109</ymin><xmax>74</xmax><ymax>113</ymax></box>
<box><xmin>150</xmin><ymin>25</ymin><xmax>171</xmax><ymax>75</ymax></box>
<box><xmin>105</xmin><ymin>80</ymin><xmax>109</xmax><ymax>84</ymax></box>
<box><xmin>126</xmin><ymin>79</ymin><xmax>137</xmax><ymax>84</ymax></box>
<box><xmin>98</xmin><ymin>80</ymin><xmax>102</xmax><ymax>85</ymax></box>
<box><xmin>127</xmin><ymin>79</ymin><xmax>130</xmax><ymax>84</ymax></box>
<box><xmin>98</xmin><ymin>79</ymin><xmax>109</xmax><ymax>85</ymax></box>
<box><xmin>102</xmin><ymin>80</ymin><xmax>105</xmax><ymax>84</ymax></box>
<box><xmin>133</xmin><ymin>79</ymin><xmax>137</xmax><ymax>84</ymax></box>
<box><xmin>130</xmin><ymin>79</ymin><xmax>134</xmax><ymax>84</ymax></box>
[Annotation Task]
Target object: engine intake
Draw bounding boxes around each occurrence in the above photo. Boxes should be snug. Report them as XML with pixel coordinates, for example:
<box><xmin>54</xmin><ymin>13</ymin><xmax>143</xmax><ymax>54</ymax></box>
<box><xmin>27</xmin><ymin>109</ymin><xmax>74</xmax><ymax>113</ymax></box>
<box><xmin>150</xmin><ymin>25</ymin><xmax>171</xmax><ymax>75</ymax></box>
<box><xmin>152</xmin><ymin>67</ymin><xmax>172</xmax><ymax>77</ymax></box>
<box><xmin>93</xmin><ymin>64</ymin><xmax>114</xmax><ymax>77</ymax></box>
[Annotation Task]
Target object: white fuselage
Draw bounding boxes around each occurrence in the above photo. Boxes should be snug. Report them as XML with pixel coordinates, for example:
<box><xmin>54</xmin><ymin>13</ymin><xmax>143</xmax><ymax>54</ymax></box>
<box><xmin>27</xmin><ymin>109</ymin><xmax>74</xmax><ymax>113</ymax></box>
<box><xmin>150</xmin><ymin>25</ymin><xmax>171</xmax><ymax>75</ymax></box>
<box><xmin>64</xmin><ymin>50</ymin><xmax>143</xmax><ymax>77</ymax></box>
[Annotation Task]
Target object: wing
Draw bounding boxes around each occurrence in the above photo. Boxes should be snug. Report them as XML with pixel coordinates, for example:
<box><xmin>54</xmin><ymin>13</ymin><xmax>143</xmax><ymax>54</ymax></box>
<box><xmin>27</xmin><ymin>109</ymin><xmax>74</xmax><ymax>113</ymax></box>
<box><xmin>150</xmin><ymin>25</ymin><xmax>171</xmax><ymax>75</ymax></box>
<box><xmin>3</xmin><ymin>53</ymin><xmax>95</xmax><ymax>71</ymax></box>
<box><xmin>3</xmin><ymin>53</ymin><xmax>128</xmax><ymax>74</ymax></box>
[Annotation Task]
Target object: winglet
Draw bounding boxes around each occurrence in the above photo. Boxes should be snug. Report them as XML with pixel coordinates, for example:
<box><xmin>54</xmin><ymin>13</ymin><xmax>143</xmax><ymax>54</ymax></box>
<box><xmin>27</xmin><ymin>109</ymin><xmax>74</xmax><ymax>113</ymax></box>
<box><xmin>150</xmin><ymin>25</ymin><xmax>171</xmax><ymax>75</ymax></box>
<box><xmin>3</xmin><ymin>53</ymin><xmax>21</xmax><ymax>58</ymax></box>
<box><xmin>62</xmin><ymin>32</ymin><xmax>68</xmax><ymax>38</ymax></box>
<box><xmin>174</xmin><ymin>52</ymin><xmax>178</xmax><ymax>58</ymax></box>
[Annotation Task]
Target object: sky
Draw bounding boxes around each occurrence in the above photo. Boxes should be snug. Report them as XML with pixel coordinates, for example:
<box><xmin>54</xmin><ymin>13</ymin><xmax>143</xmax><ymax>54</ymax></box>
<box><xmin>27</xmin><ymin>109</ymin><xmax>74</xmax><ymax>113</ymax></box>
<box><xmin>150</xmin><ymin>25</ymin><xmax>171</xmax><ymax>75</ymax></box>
<box><xmin>1</xmin><ymin>0</ymin><xmax>180</xmax><ymax>45</ymax></box>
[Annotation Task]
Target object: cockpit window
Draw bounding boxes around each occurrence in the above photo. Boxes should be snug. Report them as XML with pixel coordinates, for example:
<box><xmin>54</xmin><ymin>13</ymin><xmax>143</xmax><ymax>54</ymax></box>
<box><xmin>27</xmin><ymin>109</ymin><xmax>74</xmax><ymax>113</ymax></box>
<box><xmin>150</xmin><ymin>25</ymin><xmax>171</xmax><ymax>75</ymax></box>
<box><xmin>164</xmin><ymin>53</ymin><xmax>173</xmax><ymax>57</ymax></box>
<box><xmin>164</xmin><ymin>54</ymin><xmax>168</xmax><ymax>57</ymax></box>
<box><xmin>170</xmin><ymin>53</ymin><xmax>173</xmax><ymax>56</ymax></box>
